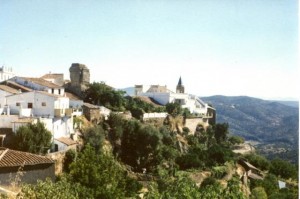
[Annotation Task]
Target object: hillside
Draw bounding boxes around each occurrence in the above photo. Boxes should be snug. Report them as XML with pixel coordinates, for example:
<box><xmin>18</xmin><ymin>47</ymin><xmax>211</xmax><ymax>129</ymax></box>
<box><xmin>202</xmin><ymin>96</ymin><xmax>299</xmax><ymax>162</ymax></box>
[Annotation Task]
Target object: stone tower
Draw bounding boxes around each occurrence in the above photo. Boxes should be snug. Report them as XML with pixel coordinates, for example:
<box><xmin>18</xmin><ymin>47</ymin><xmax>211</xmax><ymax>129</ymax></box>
<box><xmin>69</xmin><ymin>63</ymin><xmax>90</xmax><ymax>97</ymax></box>
<box><xmin>176</xmin><ymin>76</ymin><xmax>185</xmax><ymax>93</ymax></box>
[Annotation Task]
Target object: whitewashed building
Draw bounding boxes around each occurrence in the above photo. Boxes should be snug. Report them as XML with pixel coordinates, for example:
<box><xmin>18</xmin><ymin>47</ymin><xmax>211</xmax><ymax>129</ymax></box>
<box><xmin>0</xmin><ymin>85</ymin><xmax>19</xmax><ymax>115</ymax></box>
<box><xmin>0</xmin><ymin>66</ymin><xmax>15</xmax><ymax>82</ymax></box>
<box><xmin>5</xmin><ymin>91</ymin><xmax>70</xmax><ymax>118</ymax></box>
<box><xmin>9</xmin><ymin>76</ymin><xmax>65</xmax><ymax>96</ymax></box>
<box><xmin>135</xmin><ymin>77</ymin><xmax>213</xmax><ymax>116</ymax></box>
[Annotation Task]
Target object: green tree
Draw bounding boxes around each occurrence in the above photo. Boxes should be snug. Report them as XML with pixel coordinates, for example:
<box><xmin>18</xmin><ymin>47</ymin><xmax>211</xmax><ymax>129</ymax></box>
<box><xmin>84</xmin><ymin>82</ymin><xmax>126</xmax><ymax>111</ymax></box>
<box><xmin>251</xmin><ymin>174</ymin><xmax>279</xmax><ymax>197</ymax></box>
<box><xmin>63</xmin><ymin>149</ymin><xmax>77</xmax><ymax>173</ymax></box>
<box><xmin>145</xmin><ymin>175</ymin><xmax>201</xmax><ymax>199</ymax></box>
<box><xmin>82</xmin><ymin>125</ymin><xmax>106</xmax><ymax>152</ymax></box>
<box><xmin>269</xmin><ymin>158</ymin><xmax>298</xmax><ymax>179</ymax></box>
<box><xmin>244</xmin><ymin>153</ymin><xmax>270</xmax><ymax>171</ymax></box>
<box><xmin>166</xmin><ymin>102</ymin><xmax>182</xmax><ymax>116</ymax></box>
<box><xmin>69</xmin><ymin>144</ymin><xmax>140</xmax><ymax>198</ymax></box>
<box><xmin>17</xmin><ymin>176</ymin><xmax>81</xmax><ymax>199</ymax></box>
<box><xmin>250</xmin><ymin>187</ymin><xmax>268</xmax><ymax>199</ymax></box>
<box><xmin>121</xmin><ymin>120</ymin><xmax>163</xmax><ymax>171</ymax></box>
<box><xmin>228</xmin><ymin>135</ymin><xmax>245</xmax><ymax>145</ymax></box>
<box><xmin>13</xmin><ymin>120</ymin><xmax>52</xmax><ymax>154</ymax></box>
<box><xmin>214</xmin><ymin>123</ymin><xmax>229</xmax><ymax>144</ymax></box>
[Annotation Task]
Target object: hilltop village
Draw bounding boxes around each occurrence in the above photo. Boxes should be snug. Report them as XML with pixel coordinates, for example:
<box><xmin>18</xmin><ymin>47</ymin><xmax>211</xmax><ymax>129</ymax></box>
<box><xmin>0</xmin><ymin>64</ymin><xmax>297</xmax><ymax>198</ymax></box>
<box><xmin>0</xmin><ymin>63</ymin><xmax>215</xmax><ymax>150</ymax></box>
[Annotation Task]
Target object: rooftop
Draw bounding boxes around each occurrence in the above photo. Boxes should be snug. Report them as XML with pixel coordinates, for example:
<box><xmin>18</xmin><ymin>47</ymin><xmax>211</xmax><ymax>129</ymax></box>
<box><xmin>0</xmin><ymin>147</ymin><xmax>54</xmax><ymax>167</ymax></box>
<box><xmin>55</xmin><ymin>137</ymin><xmax>77</xmax><ymax>146</ymax></box>
<box><xmin>21</xmin><ymin>77</ymin><xmax>62</xmax><ymax>89</ymax></box>
<box><xmin>5</xmin><ymin>81</ymin><xmax>32</xmax><ymax>92</ymax></box>
<box><xmin>65</xmin><ymin>92</ymin><xmax>82</xmax><ymax>100</ymax></box>
<box><xmin>0</xmin><ymin>85</ymin><xmax>19</xmax><ymax>94</ymax></box>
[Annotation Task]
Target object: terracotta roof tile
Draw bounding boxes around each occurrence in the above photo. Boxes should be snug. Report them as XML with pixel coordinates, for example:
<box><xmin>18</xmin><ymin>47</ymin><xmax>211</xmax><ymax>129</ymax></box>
<box><xmin>22</xmin><ymin>77</ymin><xmax>61</xmax><ymax>89</ymax></box>
<box><xmin>5</xmin><ymin>81</ymin><xmax>32</xmax><ymax>92</ymax></box>
<box><xmin>0</xmin><ymin>85</ymin><xmax>19</xmax><ymax>94</ymax></box>
<box><xmin>65</xmin><ymin>92</ymin><xmax>82</xmax><ymax>100</ymax></box>
<box><xmin>0</xmin><ymin>147</ymin><xmax>54</xmax><ymax>167</ymax></box>
<box><xmin>55</xmin><ymin>137</ymin><xmax>77</xmax><ymax>146</ymax></box>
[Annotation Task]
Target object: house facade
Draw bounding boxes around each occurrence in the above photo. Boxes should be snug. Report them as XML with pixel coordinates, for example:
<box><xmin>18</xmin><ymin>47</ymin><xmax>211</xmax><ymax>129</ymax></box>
<box><xmin>5</xmin><ymin>91</ymin><xmax>70</xmax><ymax>118</ymax></box>
<box><xmin>9</xmin><ymin>76</ymin><xmax>65</xmax><ymax>96</ymax></box>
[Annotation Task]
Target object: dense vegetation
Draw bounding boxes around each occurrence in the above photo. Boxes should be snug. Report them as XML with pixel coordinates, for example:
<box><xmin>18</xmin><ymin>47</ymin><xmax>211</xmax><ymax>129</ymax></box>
<box><xmin>11</xmin><ymin>83</ymin><xmax>298</xmax><ymax>199</ymax></box>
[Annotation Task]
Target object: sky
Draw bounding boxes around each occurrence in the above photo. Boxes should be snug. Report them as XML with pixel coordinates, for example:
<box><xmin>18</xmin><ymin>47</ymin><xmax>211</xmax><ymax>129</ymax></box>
<box><xmin>0</xmin><ymin>0</ymin><xmax>298</xmax><ymax>100</ymax></box>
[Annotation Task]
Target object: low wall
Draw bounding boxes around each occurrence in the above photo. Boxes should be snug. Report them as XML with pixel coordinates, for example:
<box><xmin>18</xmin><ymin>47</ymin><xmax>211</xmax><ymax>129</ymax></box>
<box><xmin>143</xmin><ymin>112</ymin><xmax>167</xmax><ymax>120</ymax></box>
<box><xmin>0</xmin><ymin>115</ymin><xmax>18</xmax><ymax>128</ymax></box>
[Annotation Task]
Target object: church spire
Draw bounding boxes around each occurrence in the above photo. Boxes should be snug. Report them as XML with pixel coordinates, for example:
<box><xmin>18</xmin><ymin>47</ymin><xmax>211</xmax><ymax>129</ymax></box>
<box><xmin>178</xmin><ymin>76</ymin><xmax>182</xmax><ymax>86</ymax></box>
<box><xmin>176</xmin><ymin>76</ymin><xmax>185</xmax><ymax>93</ymax></box>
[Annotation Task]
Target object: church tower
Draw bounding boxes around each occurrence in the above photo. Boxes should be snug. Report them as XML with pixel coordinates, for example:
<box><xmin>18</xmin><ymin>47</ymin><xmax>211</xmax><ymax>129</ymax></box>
<box><xmin>176</xmin><ymin>76</ymin><xmax>185</xmax><ymax>93</ymax></box>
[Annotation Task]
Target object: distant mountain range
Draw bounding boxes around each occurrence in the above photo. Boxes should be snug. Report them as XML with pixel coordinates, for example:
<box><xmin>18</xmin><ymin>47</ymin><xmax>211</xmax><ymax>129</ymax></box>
<box><xmin>201</xmin><ymin>95</ymin><xmax>299</xmax><ymax>162</ymax></box>
<box><xmin>201</xmin><ymin>96</ymin><xmax>299</xmax><ymax>149</ymax></box>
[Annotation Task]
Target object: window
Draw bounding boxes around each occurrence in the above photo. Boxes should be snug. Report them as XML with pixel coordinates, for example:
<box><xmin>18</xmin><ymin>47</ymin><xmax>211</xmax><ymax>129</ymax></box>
<box><xmin>51</xmin><ymin>88</ymin><xmax>54</xmax><ymax>94</ymax></box>
<box><xmin>42</xmin><ymin>102</ymin><xmax>46</xmax><ymax>106</ymax></box>
<box><xmin>58</xmin><ymin>89</ymin><xmax>61</xmax><ymax>95</ymax></box>
<box><xmin>16</xmin><ymin>102</ymin><xmax>20</xmax><ymax>106</ymax></box>
<box><xmin>28</xmin><ymin>103</ymin><xmax>33</xmax><ymax>108</ymax></box>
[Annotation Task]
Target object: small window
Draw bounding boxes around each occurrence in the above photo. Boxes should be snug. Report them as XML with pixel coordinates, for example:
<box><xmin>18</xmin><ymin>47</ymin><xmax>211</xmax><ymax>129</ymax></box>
<box><xmin>42</xmin><ymin>102</ymin><xmax>46</xmax><ymax>106</ymax></box>
<box><xmin>52</xmin><ymin>88</ymin><xmax>54</xmax><ymax>94</ymax></box>
<box><xmin>58</xmin><ymin>89</ymin><xmax>61</xmax><ymax>95</ymax></box>
<box><xmin>16</xmin><ymin>102</ymin><xmax>20</xmax><ymax>106</ymax></box>
<box><xmin>28</xmin><ymin>103</ymin><xmax>33</xmax><ymax>108</ymax></box>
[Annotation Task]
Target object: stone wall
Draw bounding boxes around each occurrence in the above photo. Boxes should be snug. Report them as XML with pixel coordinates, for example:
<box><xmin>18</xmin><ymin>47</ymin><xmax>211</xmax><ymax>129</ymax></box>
<box><xmin>46</xmin><ymin>151</ymin><xmax>67</xmax><ymax>175</ymax></box>
<box><xmin>0</xmin><ymin>164</ymin><xmax>55</xmax><ymax>185</ymax></box>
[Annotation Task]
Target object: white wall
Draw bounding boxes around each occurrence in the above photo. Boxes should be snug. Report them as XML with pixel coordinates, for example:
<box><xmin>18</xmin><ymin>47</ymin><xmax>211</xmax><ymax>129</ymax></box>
<box><xmin>0</xmin><ymin>90</ymin><xmax>9</xmax><ymax>108</ymax></box>
<box><xmin>5</xmin><ymin>91</ymin><xmax>69</xmax><ymax>118</ymax></box>
<box><xmin>52</xmin><ymin>117</ymin><xmax>73</xmax><ymax>138</ymax></box>
<box><xmin>0</xmin><ymin>115</ymin><xmax>18</xmax><ymax>128</ymax></box>
<box><xmin>143</xmin><ymin>112</ymin><xmax>167</xmax><ymax>120</ymax></box>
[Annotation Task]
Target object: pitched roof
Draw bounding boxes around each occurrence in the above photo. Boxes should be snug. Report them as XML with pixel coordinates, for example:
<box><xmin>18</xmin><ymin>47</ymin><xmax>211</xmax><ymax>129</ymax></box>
<box><xmin>41</xmin><ymin>73</ymin><xmax>63</xmax><ymax>79</ymax></box>
<box><xmin>0</xmin><ymin>147</ymin><xmax>54</xmax><ymax>167</ymax></box>
<box><xmin>0</xmin><ymin>85</ymin><xmax>19</xmax><ymax>94</ymax></box>
<box><xmin>5</xmin><ymin>81</ymin><xmax>32</xmax><ymax>92</ymax></box>
<box><xmin>22</xmin><ymin>77</ymin><xmax>62</xmax><ymax>89</ymax></box>
<box><xmin>55</xmin><ymin>137</ymin><xmax>77</xmax><ymax>146</ymax></box>
<box><xmin>65</xmin><ymin>92</ymin><xmax>82</xmax><ymax>100</ymax></box>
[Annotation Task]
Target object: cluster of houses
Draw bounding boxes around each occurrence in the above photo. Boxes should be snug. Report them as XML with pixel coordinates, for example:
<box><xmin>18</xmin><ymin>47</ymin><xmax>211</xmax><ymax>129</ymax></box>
<box><xmin>0</xmin><ymin>64</ymin><xmax>112</xmax><ymax>194</ymax></box>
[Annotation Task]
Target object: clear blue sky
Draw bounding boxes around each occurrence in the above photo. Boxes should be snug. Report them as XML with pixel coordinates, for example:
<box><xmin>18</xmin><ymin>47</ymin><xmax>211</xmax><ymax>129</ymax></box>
<box><xmin>0</xmin><ymin>0</ymin><xmax>298</xmax><ymax>100</ymax></box>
